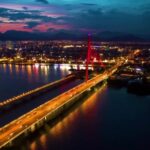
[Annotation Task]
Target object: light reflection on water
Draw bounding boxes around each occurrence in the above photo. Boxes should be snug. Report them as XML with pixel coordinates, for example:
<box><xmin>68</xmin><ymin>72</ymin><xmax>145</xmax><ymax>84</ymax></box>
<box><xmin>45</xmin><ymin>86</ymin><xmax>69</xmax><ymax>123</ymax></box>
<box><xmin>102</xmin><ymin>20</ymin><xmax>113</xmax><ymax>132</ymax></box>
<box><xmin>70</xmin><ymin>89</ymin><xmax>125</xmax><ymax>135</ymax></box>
<box><xmin>0</xmin><ymin>64</ymin><xmax>71</xmax><ymax>101</ymax></box>
<box><xmin>1</xmin><ymin>64</ymin><xmax>150</xmax><ymax>150</ymax></box>
<box><xmin>15</xmin><ymin>82</ymin><xmax>150</xmax><ymax>150</ymax></box>
<box><xmin>39</xmin><ymin>134</ymin><xmax>47</xmax><ymax>150</ymax></box>
<box><xmin>17</xmin><ymin>83</ymin><xmax>107</xmax><ymax>150</ymax></box>
<box><xmin>30</xmin><ymin>141</ymin><xmax>37</xmax><ymax>150</ymax></box>
<box><xmin>49</xmin><ymin>84</ymin><xmax>107</xmax><ymax>137</ymax></box>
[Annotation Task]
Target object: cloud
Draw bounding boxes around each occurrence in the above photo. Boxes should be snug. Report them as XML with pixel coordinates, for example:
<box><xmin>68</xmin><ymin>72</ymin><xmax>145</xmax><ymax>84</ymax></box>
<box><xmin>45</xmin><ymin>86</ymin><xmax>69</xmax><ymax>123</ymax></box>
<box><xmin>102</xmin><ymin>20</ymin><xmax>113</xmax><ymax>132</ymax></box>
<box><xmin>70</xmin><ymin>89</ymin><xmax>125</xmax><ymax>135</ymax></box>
<box><xmin>56</xmin><ymin>6</ymin><xmax>150</xmax><ymax>34</ymax></box>
<box><xmin>22</xmin><ymin>7</ymin><xmax>28</xmax><ymax>10</ymax></box>
<box><xmin>0</xmin><ymin>7</ymin><xmax>55</xmax><ymax>23</ymax></box>
<box><xmin>0</xmin><ymin>2</ymin><xmax>150</xmax><ymax>36</ymax></box>
<box><xmin>80</xmin><ymin>3</ymin><xmax>97</xmax><ymax>6</ymax></box>
<box><xmin>0</xmin><ymin>23</ymin><xmax>32</xmax><ymax>33</ymax></box>
<box><xmin>27</xmin><ymin>22</ymin><xmax>40</xmax><ymax>28</ymax></box>
<box><xmin>36</xmin><ymin>0</ymin><xmax>49</xmax><ymax>4</ymax></box>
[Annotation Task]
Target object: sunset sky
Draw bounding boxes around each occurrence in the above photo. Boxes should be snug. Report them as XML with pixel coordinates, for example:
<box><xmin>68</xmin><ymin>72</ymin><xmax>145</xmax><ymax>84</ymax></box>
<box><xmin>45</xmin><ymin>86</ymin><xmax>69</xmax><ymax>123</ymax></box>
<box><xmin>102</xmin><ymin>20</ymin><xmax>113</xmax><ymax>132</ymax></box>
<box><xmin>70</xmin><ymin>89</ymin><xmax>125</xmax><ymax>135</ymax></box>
<box><xmin>0</xmin><ymin>0</ymin><xmax>150</xmax><ymax>36</ymax></box>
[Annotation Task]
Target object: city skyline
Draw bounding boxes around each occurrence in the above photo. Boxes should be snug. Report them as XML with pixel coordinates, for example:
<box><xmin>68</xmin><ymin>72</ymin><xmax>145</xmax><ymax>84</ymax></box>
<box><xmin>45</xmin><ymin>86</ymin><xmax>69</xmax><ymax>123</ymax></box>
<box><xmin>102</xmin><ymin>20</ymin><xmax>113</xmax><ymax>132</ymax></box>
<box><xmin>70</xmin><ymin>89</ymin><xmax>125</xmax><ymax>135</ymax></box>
<box><xmin>0</xmin><ymin>0</ymin><xmax>150</xmax><ymax>40</ymax></box>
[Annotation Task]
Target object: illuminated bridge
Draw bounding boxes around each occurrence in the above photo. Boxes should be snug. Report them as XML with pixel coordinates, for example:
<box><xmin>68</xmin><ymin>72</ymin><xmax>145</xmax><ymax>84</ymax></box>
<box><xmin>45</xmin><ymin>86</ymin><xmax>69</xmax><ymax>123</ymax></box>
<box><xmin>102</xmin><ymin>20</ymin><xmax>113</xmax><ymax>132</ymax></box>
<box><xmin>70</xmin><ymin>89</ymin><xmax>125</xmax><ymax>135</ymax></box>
<box><xmin>0</xmin><ymin>35</ymin><xmax>136</xmax><ymax>149</ymax></box>
<box><xmin>0</xmin><ymin>60</ymin><xmax>123</xmax><ymax>149</ymax></box>
<box><xmin>0</xmin><ymin>74</ymin><xmax>76</xmax><ymax>109</ymax></box>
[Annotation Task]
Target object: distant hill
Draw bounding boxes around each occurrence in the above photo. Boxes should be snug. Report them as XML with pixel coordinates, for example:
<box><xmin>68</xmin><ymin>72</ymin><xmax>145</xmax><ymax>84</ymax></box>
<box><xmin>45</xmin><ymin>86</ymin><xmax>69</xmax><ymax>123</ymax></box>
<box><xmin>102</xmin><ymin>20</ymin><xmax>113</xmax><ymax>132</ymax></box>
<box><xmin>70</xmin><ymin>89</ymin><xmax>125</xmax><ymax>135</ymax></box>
<box><xmin>0</xmin><ymin>30</ymin><xmax>81</xmax><ymax>41</ymax></box>
<box><xmin>0</xmin><ymin>30</ymin><xmax>148</xmax><ymax>41</ymax></box>
<box><xmin>92</xmin><ymin>31</ymin><xmax>145</xmax><ymax>42</ymax></box>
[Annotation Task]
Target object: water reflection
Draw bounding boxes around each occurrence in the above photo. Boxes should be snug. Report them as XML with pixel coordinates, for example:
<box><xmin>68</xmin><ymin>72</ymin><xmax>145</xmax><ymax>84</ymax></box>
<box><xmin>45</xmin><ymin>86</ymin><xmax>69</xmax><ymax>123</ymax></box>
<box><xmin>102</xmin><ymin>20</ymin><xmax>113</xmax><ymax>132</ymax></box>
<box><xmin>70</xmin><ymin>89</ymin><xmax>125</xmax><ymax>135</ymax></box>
<box><xmin>40</xmin><ymin>134</ymin><xmax>47</xmax><ymax>149</ymax></box>
<box><xmin>1</xmin><ymin>64</ymin><xmax>7</xmax><ymax>73</ymax></box>
<box><xmin>20</xmin><ymin>65</ymin><xmax>25</xmax><ymax>74</ymax></box>
<box><xmin>3</xmin><ymin>74</ymin><xmax>149</xmax><ymax>150</ymax></box>
<box><xmin>20</xmin><ymin>83</ymin><xmax>107</xmax><ymax>150</ymax></box>
<box><xmin>53</xmin><ymin>64</ymin><xmax>71</xmax><ymax>77</ymax></box>
<box><xmin>0</xmin><ymin>64</ymin><xmax>70</xmax><ymax>101</ymax></box>
<box><xmin>30</xmin><ymin>141</ymin><xmax>38</xmax><ymax>150</ymax></box>
<box><xmin>8</xmin><ymin>64</ymin><xmax>13</xmax><ymax>75</ymax></box>
<box><xmin>41</xmin><ymin>65</ymin><xmax>49</xmax><ymax>82</ymax></box>
<box><xmin>50</xmin><ymin>83</ymin><xmax>107</xmax><ymax>137</ymax></box>
<box><xmin>53</xmin><ymin>63</ymin><xmax>93</xmax><ymax>71</ymax></box>
<box><xmin>81</xmin><ymin>83</ymin><xmax>107</xmax><ymax>113</ymax></box>
<box><xmin>15</xmin><ymin>65</ymin><xmax>19</xmax><ymax>75</ymax></box>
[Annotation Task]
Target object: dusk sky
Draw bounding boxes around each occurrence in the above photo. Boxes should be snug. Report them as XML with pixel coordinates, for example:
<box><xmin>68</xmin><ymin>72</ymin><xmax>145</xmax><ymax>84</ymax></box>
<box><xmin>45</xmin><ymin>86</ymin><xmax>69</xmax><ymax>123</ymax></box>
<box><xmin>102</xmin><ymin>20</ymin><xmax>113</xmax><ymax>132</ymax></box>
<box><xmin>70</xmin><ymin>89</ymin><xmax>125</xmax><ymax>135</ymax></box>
<box><xmin>0</xmin><ymin>0</ymin><xmax>150</xmax><ymax>36</ymax></box>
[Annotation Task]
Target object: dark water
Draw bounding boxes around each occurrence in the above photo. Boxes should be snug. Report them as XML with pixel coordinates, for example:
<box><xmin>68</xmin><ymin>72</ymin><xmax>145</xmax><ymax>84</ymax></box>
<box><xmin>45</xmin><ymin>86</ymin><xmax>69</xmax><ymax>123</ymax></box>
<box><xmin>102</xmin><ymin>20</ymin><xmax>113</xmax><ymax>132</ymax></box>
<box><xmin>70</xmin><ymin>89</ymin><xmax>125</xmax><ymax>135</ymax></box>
<box><xmin>12</xmin><ymin>86</ymin><xmax>149</xmax><ymax>150</ymax></box>
<box><xmin>0</xmin><ymin>64</ymin><xmax>150</xmax><ymax>150</ymax></box>
<box><xmin>0</xmin><ymin>64</ymin><xmax>71</xmax><ymax>101</ymax></box>
<box><xmin>0</xmin><ymin>64</ymin><xmax>82</xmax><ymax>127</ymax></box>
<box><xmin>9</xmin><ymin>86</ymin><xmax>150</xmax><ymax>150</ymax></box>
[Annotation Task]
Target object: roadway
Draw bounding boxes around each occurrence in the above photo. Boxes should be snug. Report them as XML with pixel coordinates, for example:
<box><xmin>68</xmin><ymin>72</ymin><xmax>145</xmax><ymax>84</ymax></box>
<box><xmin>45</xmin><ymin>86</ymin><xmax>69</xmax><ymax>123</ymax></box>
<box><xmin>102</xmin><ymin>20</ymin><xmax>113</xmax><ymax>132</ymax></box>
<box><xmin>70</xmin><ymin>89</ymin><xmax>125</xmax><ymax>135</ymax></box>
<box><xmin>0</xmin><ymin>78</ymin><xmax>82</xmax><ymax>127</ymax></box>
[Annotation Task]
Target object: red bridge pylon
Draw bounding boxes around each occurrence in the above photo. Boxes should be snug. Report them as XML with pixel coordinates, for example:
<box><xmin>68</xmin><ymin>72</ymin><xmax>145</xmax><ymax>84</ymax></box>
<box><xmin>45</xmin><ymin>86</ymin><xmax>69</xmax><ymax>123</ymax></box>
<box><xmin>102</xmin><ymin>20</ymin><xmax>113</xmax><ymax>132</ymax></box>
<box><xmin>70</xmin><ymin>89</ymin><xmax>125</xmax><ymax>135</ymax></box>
<box><xmin>85</xmin><ymin>34</ymin><xmax>104</xmax><ymax>81</ymax></box>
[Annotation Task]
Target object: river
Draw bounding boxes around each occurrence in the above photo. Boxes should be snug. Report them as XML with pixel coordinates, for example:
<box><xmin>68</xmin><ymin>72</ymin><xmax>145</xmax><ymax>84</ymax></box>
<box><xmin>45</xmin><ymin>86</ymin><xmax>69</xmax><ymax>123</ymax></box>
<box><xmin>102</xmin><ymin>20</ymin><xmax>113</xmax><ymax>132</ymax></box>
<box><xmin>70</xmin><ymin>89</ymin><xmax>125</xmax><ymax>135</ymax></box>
<box><xmin>0</xmin><ymin>64</ymin><xmax>150</xmax><ymax>150</ymax></box>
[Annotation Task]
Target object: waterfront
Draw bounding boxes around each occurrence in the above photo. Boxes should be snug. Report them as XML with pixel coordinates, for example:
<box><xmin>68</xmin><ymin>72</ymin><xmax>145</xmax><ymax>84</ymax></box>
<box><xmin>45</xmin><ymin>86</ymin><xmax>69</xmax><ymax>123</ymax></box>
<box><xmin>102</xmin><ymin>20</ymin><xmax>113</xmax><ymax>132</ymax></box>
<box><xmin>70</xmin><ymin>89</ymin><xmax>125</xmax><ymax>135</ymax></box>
<box><xmin>0</xmin><ymin>64</ymin><xmax>150</xmax><ymax>150</ymax></box>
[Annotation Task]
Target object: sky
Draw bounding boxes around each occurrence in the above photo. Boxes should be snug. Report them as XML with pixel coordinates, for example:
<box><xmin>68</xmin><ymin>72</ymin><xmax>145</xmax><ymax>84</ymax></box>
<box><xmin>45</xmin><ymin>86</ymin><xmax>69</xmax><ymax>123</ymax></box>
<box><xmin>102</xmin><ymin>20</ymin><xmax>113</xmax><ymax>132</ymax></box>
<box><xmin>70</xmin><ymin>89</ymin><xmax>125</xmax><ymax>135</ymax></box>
<box><xmin>0</xmin><ymin>0</ymin><xmax>150</xmax><ymax>37</ymax></box>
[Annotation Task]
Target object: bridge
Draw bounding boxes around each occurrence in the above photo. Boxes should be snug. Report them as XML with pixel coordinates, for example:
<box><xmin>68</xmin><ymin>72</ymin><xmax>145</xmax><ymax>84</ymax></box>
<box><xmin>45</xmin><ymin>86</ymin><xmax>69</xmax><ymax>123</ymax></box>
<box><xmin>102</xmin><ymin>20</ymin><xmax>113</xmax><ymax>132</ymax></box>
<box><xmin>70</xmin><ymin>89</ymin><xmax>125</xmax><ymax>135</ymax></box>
<box><xmin>0</xmin><ymin>74</ymin><xmax>76</xmax><ymax>109</ymax></box>
<box><xmin>0</xmin><ymin>59</ymin><xmax>124</xmax><ymax>149</ymax></box>
<box><xmin>0</xmin><ymin>35</ymin><xmax>103</xmax><ymax>110</ymax></box>
<box><xmin>0</xmin><ymin>35</ymin><xmax>134</xmax><ymax>149</ymax></box>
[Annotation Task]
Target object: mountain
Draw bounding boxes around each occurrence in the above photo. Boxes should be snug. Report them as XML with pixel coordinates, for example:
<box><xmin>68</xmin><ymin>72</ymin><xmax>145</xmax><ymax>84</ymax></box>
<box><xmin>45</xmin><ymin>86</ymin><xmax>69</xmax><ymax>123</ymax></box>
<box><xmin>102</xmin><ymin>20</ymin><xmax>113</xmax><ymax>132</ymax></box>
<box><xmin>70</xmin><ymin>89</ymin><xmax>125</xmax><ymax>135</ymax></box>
<box><xmin>0</xmin><ymin>30</ymin><xmax>148</xmax><ymax>41</ymax></box>
<box><xmin>92</xmin><ymin>31</ymin><xmax>145</xmax><ymax>41</ymax></box>
<box><xmin>0</xmin><ymin>31</ymin><xmax>47</xmax><ymax>40</ymax></box>
<box><xmin>0</xmin><ymin>30</ymin><xmax>82</xmax><ymax>40</ymax></box>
